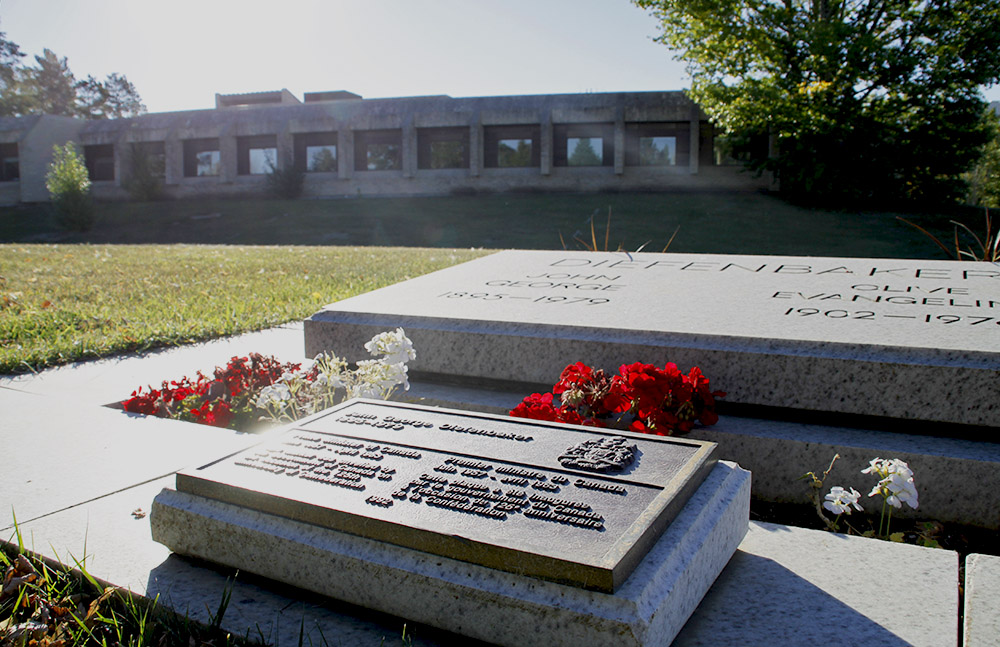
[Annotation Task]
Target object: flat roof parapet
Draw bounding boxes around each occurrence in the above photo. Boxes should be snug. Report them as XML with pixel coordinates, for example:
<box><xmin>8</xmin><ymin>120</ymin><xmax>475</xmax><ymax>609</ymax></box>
<box><xmin>304</xmin><ymin>91</ymin><xmax>363</xmax><ymax>103</ymax></box>
<box><xmin>216</xmin><ymin>89</ymin><xmax>301</xmax><ymax>109</ymax></box>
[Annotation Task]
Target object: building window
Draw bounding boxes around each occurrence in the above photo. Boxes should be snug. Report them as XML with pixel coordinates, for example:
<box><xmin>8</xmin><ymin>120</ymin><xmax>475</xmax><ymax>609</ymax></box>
<box><xmin>417</xmin><ymin>127</ymin><xmax>469</xmax><ymax>170</ymax></box>
<box><xmin>237</xmin><ymin>135</ymin><xmax>277</xmax><ymax>175</ymax></box>
<box><xmin>84</xmin><ymin>144</ymin><xmax>115</xmax><ymax>181</ymax></box>
<box><xmin>354</xmin><ymin>129</ymin><xmax>402</xmax><ymax>171</ymax></box>
<box><xmin>554</xmin><ymin>124</ymin><xmax>613</xmax><ymax>167</ymax></box>
<box><xmin>294</xmin><ymin>132</ymin><xmax>337</xmax><ymax>172</ymax></box>
<box><xmin>183</xmin><ymin>138</ymin><xmax>221</xmax><ymax>177</ymax></box>
<box><xmin>567</xmin><ymin>137</ymin><xmax>603</xmax><ymax>166</ymax></box>
<box><xmin>0</xmin><ymin>143</ymin><xmax>18</xmax><ymax>181</ymax></box>
<box><xmin>639</xmin><ymin>137</ymin><xmax>677</xmax><ymax>166</ymax></box>
<box><xmin>498</xmin><ymin>139</ymin><xmax>532</xmax><ymax>167</ymax></box>
<box><xmin>484</xmin><ymin>125</ymin><xmax>540</xmax><ymax>168</ymax></box>
<box><xmin>625</xmin><ymin>123</ymin><xmax>689</xmax><ymax>167</ymax></box>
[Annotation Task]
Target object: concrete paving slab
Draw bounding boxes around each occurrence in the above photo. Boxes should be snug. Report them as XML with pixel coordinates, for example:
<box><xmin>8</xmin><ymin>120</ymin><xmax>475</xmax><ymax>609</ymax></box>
<box><xmin>674</xmin><ymin>522</ymin><xmax>958</xmax><ymax>647</ymax></box>
<box><xmin>964</xmin><ymin>554</ymin><xmax>1000</xmax><ymax>647</ymax></box>
<box><xmin>0</xmin><ymin>323</ymin><xmax>306</xmax><ymax>406</ymax></box>
<box><xmin>7</xmin><ymin>477</ymin><xmax>462</xmax><ymax>647</ymax></box>
<box><xmin>0</xmin><ymin>389</ymin><xmax>261</xmax><ymax>527</ymax></box>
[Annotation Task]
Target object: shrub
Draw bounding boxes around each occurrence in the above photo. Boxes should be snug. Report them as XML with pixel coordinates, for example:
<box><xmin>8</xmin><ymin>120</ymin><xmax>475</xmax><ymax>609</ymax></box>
<box><xmin>265</xmin><ymin>155</ymin><xmax>305</xmax><ymax>199</ymax></box>
<box><xmin>123</xmin><ymin>142</ymin><xmax>164</xmax><ymax>201</ymax></box>
<box><xmin>45</xmin><ymin>142</ymin><xmax>95</xmax><ymax>231</ymax></box>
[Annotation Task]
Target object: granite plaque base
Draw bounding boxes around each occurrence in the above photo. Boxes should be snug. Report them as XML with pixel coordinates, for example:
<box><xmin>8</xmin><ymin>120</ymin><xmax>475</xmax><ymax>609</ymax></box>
<box><xmin>152</xmin><ymin>459</ymin><xmax>750</xmax><ymax>647</ymax></box>
<box><xmin>304</xmin><ymin>251</ymin><xmax>1000</xmax><ymax>427</ymax></box>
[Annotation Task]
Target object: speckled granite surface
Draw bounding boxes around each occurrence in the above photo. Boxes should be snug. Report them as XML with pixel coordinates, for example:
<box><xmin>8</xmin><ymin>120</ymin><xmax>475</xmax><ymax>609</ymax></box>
<box><xmin>305</xmin><ymin>251</ymin><xmax>1000</xmax><ymax>426</ymax></box>
<box><xmin>964</xmin><ymin>554</ymin><xmax>1000</xmax><ymax>646</ymax></box>
<box><xmin>689</xmin><ymin>415</ymin><xmax>1000</xmax><ymax>529</ymax></box>
<box><xmin>674</xmin><ymin>522</ymin><xmax>958</xmax><ymax>647</ymax></box>
<box><xmin>151</xmin><ymin>461</ymin><xmax>751</xmax><ymax>647</ymax></box>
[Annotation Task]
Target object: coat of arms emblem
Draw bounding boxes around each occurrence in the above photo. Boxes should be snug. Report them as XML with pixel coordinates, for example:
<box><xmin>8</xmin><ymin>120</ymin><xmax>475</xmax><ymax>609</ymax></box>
<box><xmin>558</xmin><ymin>436</ymin><xmax>637</xmax><ymax>473</ymax></box>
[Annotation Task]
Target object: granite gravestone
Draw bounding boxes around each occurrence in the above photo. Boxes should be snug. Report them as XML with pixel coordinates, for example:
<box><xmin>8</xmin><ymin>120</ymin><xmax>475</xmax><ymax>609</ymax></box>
<box><xmin>164</xmin><ymin>399</ymin><xmax>717</xmax><ymax>593</ymax></box>
<box><xmin>305</xmin><ymin>250</ymin><xmax>1000</xmax><ymax>427</ymax></box>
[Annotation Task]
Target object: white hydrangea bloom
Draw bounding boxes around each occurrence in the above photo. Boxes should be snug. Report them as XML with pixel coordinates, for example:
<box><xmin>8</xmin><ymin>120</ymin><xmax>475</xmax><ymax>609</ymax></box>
<box><xmin>823</xmin><ymin>486</ymin><xmax>864</xmax><ymax>515</ymax></box>
<box><xmin>364</xmin><ymin>328</ymin><xmax>416</xmax><ymax>365</ymax></box>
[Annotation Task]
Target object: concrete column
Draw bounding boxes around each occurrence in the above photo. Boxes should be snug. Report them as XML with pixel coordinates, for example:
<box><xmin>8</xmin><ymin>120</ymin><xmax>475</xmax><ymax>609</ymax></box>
<box><xmin>540</xmin><ymin>109</ymin><xmax>552</xmax><ymax>176</ymax></box>
<box><xmin>614</xmin><ymin>108</ymin><xmax>625</xmax><ymax>176</ymax></box>
<box><xmin>402</xmin><ymin>117</ymin><xmax>416</xmax><ymax>178</ymax></box>
<box><xmin>164</xmin><ymin>135</ymin><xmax>181</xmax><ymax>185</ymax></box>
<box><xmin>339</xmin><ymin>130</ymin><xmax>353</xmax><ymax>179</ymax></box>
<box><xmin>276</xmin><ymin>129</ymin><xmax>293</xmax><ymax>169</ymax></box>
<box><xmin>689</xmin><ymin>106</ymin><xmax>700</xmax><ymax>175</ymax></box>
<box><xmin>469</xmin><ymin>113</ymin><xmax>482</xmax><ymax>177</ymax></box>
<box><xmin>114</xmin><ymin>141</ymin><xmax>128</xmax><ymax>187</ymax></box>
<box><xmin>220</xmin><ymin>133</ymin><xmax>237</xmax><ymax>182</ymax></box>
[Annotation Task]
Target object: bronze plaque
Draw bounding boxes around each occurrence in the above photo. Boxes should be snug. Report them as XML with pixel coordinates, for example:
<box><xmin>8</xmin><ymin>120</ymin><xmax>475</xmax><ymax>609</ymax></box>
<box><xmin>176</xmin><ymin>399</ymin><xmax>718</xmax><ymax>592</ymax></box>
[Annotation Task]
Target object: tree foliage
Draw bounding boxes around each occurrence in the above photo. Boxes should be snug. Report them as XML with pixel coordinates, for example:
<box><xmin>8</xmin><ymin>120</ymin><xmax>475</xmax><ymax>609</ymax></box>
<box><xmin>635</xmin><ymin>0</ymin><xmax>1000</xmax><ymax>205</ymax></box>
<box><xmin>966</xmin><ymin>107</ymin><xmax>1000</xmax><ymax>208</ymax></box>
<box><xmin>46</xmin><ymin>142</ymin><xmax>95</xmax><ymax>231</ymax></box>
<box><xmin>0</xmin><ymin>29</ymin><xmax>144</xmax><ymax>119</ymax></box>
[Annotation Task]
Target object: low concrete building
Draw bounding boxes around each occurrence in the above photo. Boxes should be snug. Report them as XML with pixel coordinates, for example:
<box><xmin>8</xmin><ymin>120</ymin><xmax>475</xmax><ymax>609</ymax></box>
<box><xmin>0</xmin><ymin>89</ymin><xmax>769</xmax><ymax>204</ymax></box>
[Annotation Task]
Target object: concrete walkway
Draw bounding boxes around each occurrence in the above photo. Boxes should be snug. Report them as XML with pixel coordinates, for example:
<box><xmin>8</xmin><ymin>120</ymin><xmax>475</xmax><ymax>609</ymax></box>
<box><xmin>0</xmin><ymin>324</ymin><xmax>986</xmax><ymax>646</ymax></box>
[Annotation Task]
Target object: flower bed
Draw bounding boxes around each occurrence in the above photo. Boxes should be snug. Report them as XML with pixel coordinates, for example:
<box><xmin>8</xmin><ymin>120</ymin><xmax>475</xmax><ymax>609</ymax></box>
<box><xmin>122</xmin><ymin>329</ymin><xmax>415</xmax><ymax>430</ymax></box>
<box><xmin>510</xmin><ymin>361</ymin><xmax>724</xmax><ymax>435</ymax></box>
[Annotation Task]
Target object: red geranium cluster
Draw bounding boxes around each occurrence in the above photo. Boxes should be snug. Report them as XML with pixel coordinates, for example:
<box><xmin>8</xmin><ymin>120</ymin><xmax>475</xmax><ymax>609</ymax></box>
<box><xmin>122</xmin><ymin>353</ymin><xmax>301</xmax><ymax>429</ymax></box>
<box><xmin>510</xmin><ymin>361</ymin><xmax>724</xmax><ymax>435</ymax></box>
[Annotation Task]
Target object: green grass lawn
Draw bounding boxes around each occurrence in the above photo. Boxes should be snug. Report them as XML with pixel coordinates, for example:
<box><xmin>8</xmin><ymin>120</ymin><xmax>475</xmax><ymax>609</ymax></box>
<box><xmin>0</xmin><ymin>245</ymin><xmax>485</xmax><ymax>374</ymax></box>
<box><xmin>0</xmin><ymin>191</ymin><xmax>985</xmax><ymax>259</ymax></box>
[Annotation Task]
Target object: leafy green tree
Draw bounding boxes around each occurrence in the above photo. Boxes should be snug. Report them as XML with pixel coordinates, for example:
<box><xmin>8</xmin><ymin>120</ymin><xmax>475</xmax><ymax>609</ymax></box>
<box><xmin>46</xmin><ymin>142</ymin><xmax>94</xmax><ymax>231</ymax></box>
<box><xmin>966</xmin><ymin>107</ymin><xmax>1000</xmax><ymax>208</ymax></box>
<box><xmin>0</xmin><ymin>30</ymin><xmax>144</xmax><ymax>119</ymax></box>
<box><xmin>635</xmin><ymin>0</ymin><xmax>1000</xmax><ymax>205</ymax></box>
<box><xmin>0</xmin><ymin>29</ymin><xmax>26</xmax><ymax>116</ymax></box>
<box><xmin>123</xmin><ymin>143</ymin><xmax>164</xmax><ymax>201</ymax></box>
<box><xmin>266</xmin><ymin>154</ymin><xmax>305</xmax><ymax>199</ymax></box>
<box><xmin>76</xmin><ymin>73</ymin><xmax>146</xmax><ymax>119</ymax></box>
<box><xmin>22</xmin><ymin>49</ymin><xmax>77</xmax><ymax>116</ymax></box>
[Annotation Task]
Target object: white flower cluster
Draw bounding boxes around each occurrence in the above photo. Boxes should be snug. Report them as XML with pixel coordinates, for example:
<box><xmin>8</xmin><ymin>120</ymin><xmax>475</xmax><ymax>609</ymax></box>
<box><xmin>823</xmin><ymin>486</ymin><xmax>863</xmax><ymax>515</ymax></box>
<box><xmin>254</xmin><ymin>328</ymin><xmax>415</xmax><ymax>421</ymax></box>
<box><xmin>255</xmin><ymin>382</ymin><xmax>292</xmax><ymax>408</ymax></box>
<box><xmin>861</xmin><ymin>457</ymin><xmax>919</xmax><ymax>510</ymax></box>
<box><xmin>823</xmin><ymin>456</ymin><xmax>919</xmax><ymax>517</ymax></box>
<box><xmin>364</xmin><ymin>328</ymin><xmax>416</xmax><ymax>365</ymax></box>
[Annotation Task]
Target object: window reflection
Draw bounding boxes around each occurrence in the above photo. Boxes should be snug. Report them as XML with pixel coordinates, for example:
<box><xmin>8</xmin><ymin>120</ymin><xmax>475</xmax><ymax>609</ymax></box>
<box><xmin>639</xmin><ymin>137</ymin><xmax>676</xmax><ymax>166</ymax></box>
<box><xmin>248</xmin><ymin>148</ymin><xmax>276</xmax><ymax>175</ymax></box>
<box><xmin>367</xmin><ymin>143</ymin><xmax>400</xmax><ymax>170</ymax></box>
<box><xmin>567</xmin><ymin>138</ymin><xmax>603</xmax><ymax>166</ymax></box>
<box><xmin>498</xmin><ymin>139</ymin><xmax>532</xmax><ymax>167</ymax></box>
<box><xmin>429</xmin><ymin>141</ymin><xmax>465</xmax><ymax>169</ymax></box>
<box><xmin>196</xmin><ymin>151</ymin><xmax>220</xmax><ymax>176</ymax></box>
<box><xmin>306</xmin><ymin>145</ymin><xmax>337</xmax><ymax>172</ymax></box>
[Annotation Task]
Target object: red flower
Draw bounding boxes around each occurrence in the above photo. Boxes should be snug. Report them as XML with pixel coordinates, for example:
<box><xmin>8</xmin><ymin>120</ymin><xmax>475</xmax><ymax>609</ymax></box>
<box><xmin>554</xmin><ymin>362</ymin><xmax>594</xmax><ymax>395</ymax></box>
<box><xmin>510</xmin><ymin>392</ymin><xmax>562</xmax><ymax>422</ymax></box>
<box><xmin>511</xmin><ymin>361</ymin><xmax>724</xmax><ymax>437</ymax></box>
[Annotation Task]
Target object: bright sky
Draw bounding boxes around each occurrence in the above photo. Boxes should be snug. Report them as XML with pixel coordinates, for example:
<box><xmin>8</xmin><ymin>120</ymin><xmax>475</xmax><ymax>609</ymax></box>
<box><xmin>2</xmin><ymin>0</ymin><xmax>998</xmax><ymax>114</ymax></box>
